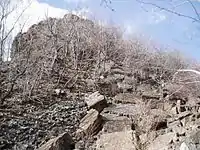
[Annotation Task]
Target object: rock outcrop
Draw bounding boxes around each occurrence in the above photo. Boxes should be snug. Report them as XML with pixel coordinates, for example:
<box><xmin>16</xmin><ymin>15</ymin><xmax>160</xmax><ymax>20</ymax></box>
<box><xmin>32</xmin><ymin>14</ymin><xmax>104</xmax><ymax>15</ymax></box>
<box><xmin>38</xmin><ymin>132</ymin><xmax>74</xmax><ymax>150</ymax></box>
<box><xmin>85</xmin><ymin>92</ymin><xmax>108</xmax><ymax>112</ymax></box>
<box><xmin>96</xmin><ymin>131</ymin><xmax>137</xmax><ymax>150</ymax></box>
<box><xmin>76</xmin><ymin>109</ymin><xmax>103</xmax><ymax>137</ymax></box>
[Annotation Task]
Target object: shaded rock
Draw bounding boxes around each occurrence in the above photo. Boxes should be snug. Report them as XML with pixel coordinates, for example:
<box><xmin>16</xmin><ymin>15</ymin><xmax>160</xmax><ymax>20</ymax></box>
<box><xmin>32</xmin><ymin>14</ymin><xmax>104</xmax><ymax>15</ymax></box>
<box><xmin>76</xmin><ymin>109</ymin><xmax>103</xmax><ymax>138</ymax></box>
<box><xmin>95</xmin><ymin>130</ymin><xmax>136</xmax><ymax>150</ymax></box>
<box><xmin>38</xmin><ymin>132</ymin><xmax>74</xmax><ymax>150</ymax></box>
<box><xmin>150</xmin><ymin>119</ymin><xmax>167</xmax><ymax>131</ymax></box>
<box><xmin>85</xmin><ymin>91</ymin><xmax>108</xmax><ymax>112</ymax></box>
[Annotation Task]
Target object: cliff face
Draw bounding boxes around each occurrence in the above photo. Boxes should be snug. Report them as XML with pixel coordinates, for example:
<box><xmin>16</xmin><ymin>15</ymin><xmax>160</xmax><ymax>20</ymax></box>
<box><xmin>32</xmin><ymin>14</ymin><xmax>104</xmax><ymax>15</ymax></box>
<box><xmin>11</xmin><ymin>14</ymin><xmax>121</xmax><ymax>97</ymax></box>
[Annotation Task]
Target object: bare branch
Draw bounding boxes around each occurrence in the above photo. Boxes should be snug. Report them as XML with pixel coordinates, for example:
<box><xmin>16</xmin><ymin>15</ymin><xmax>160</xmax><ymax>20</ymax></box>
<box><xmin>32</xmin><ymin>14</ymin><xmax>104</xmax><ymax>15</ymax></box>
<box><xmin>135</xmin><ymin>0</ymin><xmax>200</xmax><ymax>23</ymax></box>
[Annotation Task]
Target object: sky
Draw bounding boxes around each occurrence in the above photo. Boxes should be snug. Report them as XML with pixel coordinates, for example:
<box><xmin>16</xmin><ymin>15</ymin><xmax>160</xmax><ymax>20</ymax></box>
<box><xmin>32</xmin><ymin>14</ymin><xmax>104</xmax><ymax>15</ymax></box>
<box><xmin>6</xmin><ymin>0</ymin><xmax>200</xmax><ymax>60</ymax></box>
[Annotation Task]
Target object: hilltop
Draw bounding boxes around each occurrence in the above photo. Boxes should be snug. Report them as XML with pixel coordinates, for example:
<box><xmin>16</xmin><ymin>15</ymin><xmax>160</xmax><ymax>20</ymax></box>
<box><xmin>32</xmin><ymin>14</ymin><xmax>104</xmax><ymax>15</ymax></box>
<box><xmin>1</xmin><ymin>14</ymin><xmax>200</xmax><ymax>150</ymax></box>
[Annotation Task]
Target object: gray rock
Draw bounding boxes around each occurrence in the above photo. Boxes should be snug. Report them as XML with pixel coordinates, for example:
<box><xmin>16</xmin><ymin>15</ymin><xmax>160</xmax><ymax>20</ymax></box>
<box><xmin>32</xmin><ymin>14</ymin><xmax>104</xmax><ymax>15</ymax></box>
<box><xmin>85</xmin><ymin>91</ymin><xmax>108</xmax><ymax>112</ymax></box>
<box><xmin>95</xmin><ymin>130</ymin><xmax>137</xmax><ymax>150</ymax></box>
<box><xmin>76</xmin><ymin>109</ymin><xmax>103</xmax><ymax>137</ymax></box>
<box><xmin>102</xmin><ymin>117</ymin><xmax>133</xmax><ymax>133</ymax></box>
<box><xmin>38</xmin><ymin>132</ymin><xmax>74</xmax><ymax>150</ymax></box>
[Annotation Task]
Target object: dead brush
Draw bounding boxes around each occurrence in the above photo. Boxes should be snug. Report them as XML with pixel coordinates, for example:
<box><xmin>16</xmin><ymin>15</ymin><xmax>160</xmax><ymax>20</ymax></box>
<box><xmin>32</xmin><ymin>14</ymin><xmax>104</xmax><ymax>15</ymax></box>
<box><xmin>131</xmin><ymin>98</ymin><xmax>170</xmax><ymax>150</ymax></box>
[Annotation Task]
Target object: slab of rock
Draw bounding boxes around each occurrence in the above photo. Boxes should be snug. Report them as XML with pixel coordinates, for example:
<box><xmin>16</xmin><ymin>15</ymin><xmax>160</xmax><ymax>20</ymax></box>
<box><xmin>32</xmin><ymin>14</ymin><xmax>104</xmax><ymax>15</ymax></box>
<box><xmin>147</xmin><ymin>132</ymin><xmax>175</xmax><ymax>150</ymax></box>
<box><xmin>38</xmin><ymin>132</ymin><xmax>74</xmax><ymax>150</ymax></box>
<box><xmin>76</xmin><ymin>109</ymin><xmax>103</xmax><ymax>138</ymax></box>
<box><xmin>95</xmin><ymin>130</ymin><xmax>136</xmax><ymax>150</ymax></box>
<box><xmin>102</xmin><ymin>104</ymin><xmax>142</xmax><ymax>117</ymax></box>
<box><xmin>85</xmin><ymin>91</ymin><xmax>108</xmax><ymax>112</ymax></box>
<box><xmin>102</xmin><ymin>118</ymin><xmax>133</xmax><ymax>133</ymax></box>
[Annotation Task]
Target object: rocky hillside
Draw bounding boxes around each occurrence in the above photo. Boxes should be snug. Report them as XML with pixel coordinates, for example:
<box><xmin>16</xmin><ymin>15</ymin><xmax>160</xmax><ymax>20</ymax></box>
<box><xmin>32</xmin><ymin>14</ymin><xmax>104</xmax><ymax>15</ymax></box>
<box><xmin>1</xmin><ymin>14</ymin><xmax>200</xmax><ymax>150</ymax></box>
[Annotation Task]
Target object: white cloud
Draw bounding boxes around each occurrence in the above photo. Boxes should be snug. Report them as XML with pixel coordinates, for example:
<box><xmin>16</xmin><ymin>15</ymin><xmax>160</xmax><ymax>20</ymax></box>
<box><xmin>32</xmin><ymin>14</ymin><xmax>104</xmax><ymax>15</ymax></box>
<box><xmin>7</xmin><ymin>0</ymin><xmax>90</xmax><ymax>34</ymax></box>
<box><xmin>5</xmin><ymin>0</ymin><xmax>92</xmax><ymax>40</ymax></box>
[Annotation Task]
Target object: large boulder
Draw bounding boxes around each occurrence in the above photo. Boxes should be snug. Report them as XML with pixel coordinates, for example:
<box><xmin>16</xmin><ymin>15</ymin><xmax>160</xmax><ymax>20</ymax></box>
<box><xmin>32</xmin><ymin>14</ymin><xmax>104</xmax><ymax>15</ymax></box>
<box><xmin>76</xmin><ymin>109</ymin><xmax>103</xmax><ymax>138</ymax></box>
<box><xmin>95</xmin><ymin>130</ymin><xmax>137</xmax><ymax>150</ymax></box>
<box><xmin>38</xmin><ymin>132</ymin><xmax>74</xmax><ymax>150</ymax></box>
<box><xmin>85</xmin><ymin>91</ymin><xmax>108</xmax><ymax>112</ymax></box>
<box><xmin>102</xmin><ymin>114</ymin><xmax>133</xmax><ymax>133</ymax></box>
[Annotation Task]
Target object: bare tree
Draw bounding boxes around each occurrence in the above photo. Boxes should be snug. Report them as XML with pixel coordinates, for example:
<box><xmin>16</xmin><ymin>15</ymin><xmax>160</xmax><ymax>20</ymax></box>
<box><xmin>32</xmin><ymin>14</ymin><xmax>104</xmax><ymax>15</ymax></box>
<box><xmin>0</xmin><ymin>0</ymin><xmax>31</xmax><ymax>62</ymax></box>
<box><xmin>0</xmin><ymin>0</ymin><xmax>31</xmax><ymax>104</ymax></box>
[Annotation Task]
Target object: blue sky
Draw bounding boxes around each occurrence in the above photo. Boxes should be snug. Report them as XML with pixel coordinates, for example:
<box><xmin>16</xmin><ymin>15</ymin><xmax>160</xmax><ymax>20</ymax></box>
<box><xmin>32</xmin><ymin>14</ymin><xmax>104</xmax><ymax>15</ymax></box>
<box><xmin>37</xmin><ymin>0</ymin><xmax>200</xmax><ymax>60</ymax></box>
